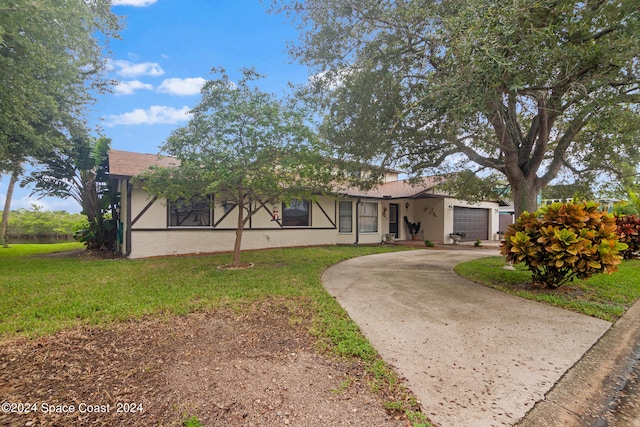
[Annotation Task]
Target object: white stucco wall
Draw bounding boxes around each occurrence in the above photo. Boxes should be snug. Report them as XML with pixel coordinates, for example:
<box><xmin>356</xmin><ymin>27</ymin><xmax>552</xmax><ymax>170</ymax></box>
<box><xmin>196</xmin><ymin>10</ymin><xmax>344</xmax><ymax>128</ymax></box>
<box><xmin>129</xmin><ymin>228</ymin><xmax>340</xmax><ymax>258</ymax></box>
<box><xmin>121</xmin><ymin>182</ymin><xmax>498</xmax><ymax>257</ymax></box>
<box><xmin>125</xmin><ymin>194</ymin><xmax>368</xmax><ymax>258</ymax></box>
<box><xmin>130</xmin><ymin>187</ymin><xmax>167</xmax><ymax>228</ymax></box>
<box><xmin>413</xmin><ymin>198</ymin><xmax>446</xmax><ymax>242</ymax></box>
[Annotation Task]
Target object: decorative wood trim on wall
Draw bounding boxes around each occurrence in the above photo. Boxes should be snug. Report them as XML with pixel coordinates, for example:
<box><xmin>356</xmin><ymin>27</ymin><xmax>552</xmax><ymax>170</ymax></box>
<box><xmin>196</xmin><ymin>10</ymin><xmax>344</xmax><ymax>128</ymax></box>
<box><xmin>213</xmin><ymin>202</ymin><xmax>236</xmax><ymax>228</ymax></box>
<box><xmin>315</xmin><ymin>200</ymin><xmax>336</xmax><ymax>228</ymax></box>
<box><xmin>255</xmin><ymin>199</ymin><xmax>282</xmax><ymax>228</ymax></box>
<box><xmin>132</xmin><ymin>195</ymin><xmax>158</xmax><ymax>227</ymax></box>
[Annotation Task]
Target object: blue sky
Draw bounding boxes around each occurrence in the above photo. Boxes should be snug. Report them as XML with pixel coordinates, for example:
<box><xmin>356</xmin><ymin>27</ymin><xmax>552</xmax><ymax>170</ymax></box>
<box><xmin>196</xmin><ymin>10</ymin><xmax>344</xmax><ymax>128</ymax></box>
<box><xmin>2</xmin><ymin>0</ymin><xmax>309</xmax><ymax>213</ymax></box>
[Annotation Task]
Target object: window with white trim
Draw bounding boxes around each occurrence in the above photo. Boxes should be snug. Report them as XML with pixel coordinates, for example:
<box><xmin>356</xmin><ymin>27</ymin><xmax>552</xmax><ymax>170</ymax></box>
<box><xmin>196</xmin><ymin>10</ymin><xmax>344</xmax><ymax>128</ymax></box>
<box><xmin>358</xmin><ymin>202</ymin><xmax>378</xmax><ymax>233</ymax></box>
<box><xmin>339</xmin><ymin>201</ymin><xmax>352</xmax><ymax>233</ymax></box>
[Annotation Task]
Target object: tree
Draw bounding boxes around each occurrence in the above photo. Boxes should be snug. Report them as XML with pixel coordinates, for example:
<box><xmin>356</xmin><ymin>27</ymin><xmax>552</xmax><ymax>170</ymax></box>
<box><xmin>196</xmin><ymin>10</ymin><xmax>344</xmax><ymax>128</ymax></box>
<box><xmin>0</xmin><ymin>0</ymin><xmax>120</xmax><ymax>246</ymax></box>
<box><xmin>23</xmin><ymin>136</ymin><xmax>119</xmax><ymax>252</ymax></box>
<box><xmin>273</xmin><ymin>0</ymin><xmax>640</xmax><ymax>216</ymax></box>
<box><xmin>2</xmin><ymin>205</ymin><xmax>86</xmax><ymax>243</ymax></box>
<box><xmin>135</xmin><ymin>68</ymin><xmax>336</xmax><ymax>267</ymax></box>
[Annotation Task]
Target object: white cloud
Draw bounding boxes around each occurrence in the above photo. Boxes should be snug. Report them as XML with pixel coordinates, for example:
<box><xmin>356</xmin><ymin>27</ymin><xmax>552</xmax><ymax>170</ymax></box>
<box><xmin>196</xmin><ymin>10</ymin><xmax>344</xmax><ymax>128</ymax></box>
<box><xmin>158</xmin><ymin>77</ymin><xmax>206</xmax><ymax>96</ymax></box>
<box><xmin>308</xmin><ymin>68</ymin><xmax>354</xmax><ymax>90</ymax></box>
<box><xmin>114</xmin><ymin>80</ymin><xmax>154</xmax><ymax>95</ymax></box>
<box><xmin>105</xmin><ymin>105</ymin><xmax>192</xmax><ymax>126</ymax></box>
<box><xmin>111</xmin><ymin>0</ymin><xmax>158</xmax><ymax>6</ymax></box>
<box><xmin>108</xmin><ymin>59</ymin><xmax>164</xmax><ymax>78</ymax></box>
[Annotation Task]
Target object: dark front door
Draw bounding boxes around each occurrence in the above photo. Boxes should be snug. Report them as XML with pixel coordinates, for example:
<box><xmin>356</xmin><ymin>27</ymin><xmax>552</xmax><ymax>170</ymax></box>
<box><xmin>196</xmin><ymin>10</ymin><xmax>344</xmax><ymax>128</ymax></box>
<box><xmin>389</xmin><ymin>203</ymin><xmax>399</xmax><ymax>238</ymax></box>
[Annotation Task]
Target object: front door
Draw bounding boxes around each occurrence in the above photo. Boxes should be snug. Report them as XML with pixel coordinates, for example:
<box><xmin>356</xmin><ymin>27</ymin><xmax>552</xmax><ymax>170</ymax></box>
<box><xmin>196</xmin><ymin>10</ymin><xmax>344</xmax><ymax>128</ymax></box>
<box><xmin>389</xmin><ymin>203</ymin><xmax>399</xmax><ymax>238</ymax></box>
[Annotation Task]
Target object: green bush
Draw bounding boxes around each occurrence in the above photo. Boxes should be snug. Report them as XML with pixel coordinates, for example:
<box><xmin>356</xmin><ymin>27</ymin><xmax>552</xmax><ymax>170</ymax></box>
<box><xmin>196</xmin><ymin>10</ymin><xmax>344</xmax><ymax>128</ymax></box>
<box><xmin>616</xmin><ymin>214</ymin><xmax>640</xmax><ymax>260</ymax></box>
<box><xmin>3</xmin><ymin>206</ymin><xmax>86</xmax><ymax>243</ymax></box>
<box><xmin>501</xmin><ymin>201</ymin><xmax>627</xmax><ymax>288</ymax></box>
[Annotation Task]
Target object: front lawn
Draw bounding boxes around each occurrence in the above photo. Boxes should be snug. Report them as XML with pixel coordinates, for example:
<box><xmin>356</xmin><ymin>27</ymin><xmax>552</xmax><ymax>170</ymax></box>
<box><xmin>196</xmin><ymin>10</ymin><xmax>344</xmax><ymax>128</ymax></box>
<box><xmin>455</xmin><ymin>256</ymin><xmax>640</xmax><ymax>322</ymax></box>
<box><xmin>1</xmin><ymin>243</ymin><xmax>430</xmax><ymax>426</ymax></box>
<box><xmin>0</xmin><ymin>244</ymin><xmax>409</xmax><ymax>343</ymax></box>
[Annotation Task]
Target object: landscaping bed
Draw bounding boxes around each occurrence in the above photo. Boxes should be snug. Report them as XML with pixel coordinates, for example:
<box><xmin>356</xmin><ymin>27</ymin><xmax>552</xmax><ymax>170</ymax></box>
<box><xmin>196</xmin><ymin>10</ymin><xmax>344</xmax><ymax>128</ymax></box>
<box><xmin>0</xmin><ymin>300</ymin><xmax>412</xmax><ymax>427</ymax></box>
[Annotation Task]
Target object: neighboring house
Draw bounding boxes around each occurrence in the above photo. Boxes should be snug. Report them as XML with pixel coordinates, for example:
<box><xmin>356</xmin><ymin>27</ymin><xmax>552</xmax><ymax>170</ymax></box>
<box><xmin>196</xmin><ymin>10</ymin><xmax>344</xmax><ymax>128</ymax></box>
<box><xmin>498</xmin><ymin>200</ymin><xmax>515</xmax><ymax>233</ymax></box>
<box><xmin>109</xmin><ymin>150</ymin><xmax>501</xmax><ymax>258</ymax></box>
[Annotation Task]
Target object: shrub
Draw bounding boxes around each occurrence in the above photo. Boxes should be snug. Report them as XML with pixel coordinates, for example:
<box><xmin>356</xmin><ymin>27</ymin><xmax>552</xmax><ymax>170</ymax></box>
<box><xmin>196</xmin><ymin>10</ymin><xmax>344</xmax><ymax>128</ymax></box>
<box><xmin>501</xmin><ymin>201</ymin><xmax>627</xmax><ymax>288</ymax></box>
<box><xmin>615</xmin><ymin>215</ymin><xmax>640</xmax><ymax>260</ymax></box>
<box><xmin>424</xmin><ymin>239</ymin><xmax>435</xmax><ymax>248</ymax></box>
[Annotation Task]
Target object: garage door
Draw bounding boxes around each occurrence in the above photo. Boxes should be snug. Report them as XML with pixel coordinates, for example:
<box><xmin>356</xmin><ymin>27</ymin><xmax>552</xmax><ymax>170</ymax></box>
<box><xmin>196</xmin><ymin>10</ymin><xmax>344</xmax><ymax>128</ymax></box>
<box><xmin>453</xmin><ymin>207</ymin><xmax>489</xmax><ymax>241</ymax></box>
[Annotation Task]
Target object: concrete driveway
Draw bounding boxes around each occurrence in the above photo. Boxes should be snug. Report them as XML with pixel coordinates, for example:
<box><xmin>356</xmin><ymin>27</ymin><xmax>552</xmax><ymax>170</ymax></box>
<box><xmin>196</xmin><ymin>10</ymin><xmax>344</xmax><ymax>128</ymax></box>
<box><xmin>322</xmin><ymin>249</ymin><xmax>611</xmax><ymax>427</ymax></box>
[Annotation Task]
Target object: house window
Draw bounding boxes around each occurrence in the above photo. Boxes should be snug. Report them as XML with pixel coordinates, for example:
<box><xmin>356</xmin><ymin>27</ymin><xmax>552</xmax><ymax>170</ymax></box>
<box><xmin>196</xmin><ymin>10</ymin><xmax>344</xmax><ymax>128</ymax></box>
<box><xmin>169</xmin><ymin>196</ymin><xmax>211</xmax><ymax>227</ymax></box>
<box><xmin>282</xmin><ymin>200</ymin><xmax>310</xmax><ymax>227</ymax></box>
<box><xmin>339</xmin><ymin>201</ymin><xmax>352</xmax><ymax>233</ymax></box>
<box><xmin>358</xmin><ymin>202</ymin><xmax>378</xmax><ymax>233</ymax></box>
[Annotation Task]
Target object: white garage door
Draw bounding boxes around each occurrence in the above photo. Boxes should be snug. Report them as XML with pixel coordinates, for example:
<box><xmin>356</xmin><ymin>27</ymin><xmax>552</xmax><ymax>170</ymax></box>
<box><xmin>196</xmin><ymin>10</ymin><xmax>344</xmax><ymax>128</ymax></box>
<box><xmin>453</xmin><ymin>207</ymin><xmax>489</xmax><ymax>241</ymax></box>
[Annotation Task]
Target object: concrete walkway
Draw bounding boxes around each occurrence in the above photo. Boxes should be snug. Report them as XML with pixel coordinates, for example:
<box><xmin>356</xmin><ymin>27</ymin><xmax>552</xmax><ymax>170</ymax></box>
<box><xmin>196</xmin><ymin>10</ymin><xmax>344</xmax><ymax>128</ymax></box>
<box><xmin>322</xmin><ymin>249</ymin><xmax>612</xmax><ymax>427</ymax></box>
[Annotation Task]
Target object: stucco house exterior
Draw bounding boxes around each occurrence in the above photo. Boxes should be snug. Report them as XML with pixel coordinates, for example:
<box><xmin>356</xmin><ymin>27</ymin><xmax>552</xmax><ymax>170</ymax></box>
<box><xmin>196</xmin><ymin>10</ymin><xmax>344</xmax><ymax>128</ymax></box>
<box><xmin>109</xmin><ymin>149</ymin><xmax>501</xmax><ymax>258</ymax></box>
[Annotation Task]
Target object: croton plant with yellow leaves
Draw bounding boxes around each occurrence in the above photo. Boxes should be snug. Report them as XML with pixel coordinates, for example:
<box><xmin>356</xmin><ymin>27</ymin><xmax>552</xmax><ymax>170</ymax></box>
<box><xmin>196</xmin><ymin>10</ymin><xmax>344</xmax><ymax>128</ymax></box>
<box><xmin>501</xmin><ymin>201</ymin><xmax>628</xmax><ymax>288</ymax></box>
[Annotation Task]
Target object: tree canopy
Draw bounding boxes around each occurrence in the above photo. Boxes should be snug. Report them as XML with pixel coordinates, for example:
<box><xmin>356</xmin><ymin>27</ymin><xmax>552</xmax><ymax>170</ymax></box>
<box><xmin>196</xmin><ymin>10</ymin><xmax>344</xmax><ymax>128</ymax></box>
<box><xmin>136</xmin><ymin>68</ymin><xmax>336</xmax><ymax>267</ymax></box>
<box><xmin>2</xmin><ymin>205</ymin><xmax>85</xmax><ymax>242</ymax></box>
<box><xmin>273</xmin><ymin>0</ymin><xmax>640</xmax><ymax>215</ymax></box>
<box><xmin>0</xmin><ymin>0</ymin><xmax>120</xmax><ymax>246</ymax></box>
<box><xmin>0</xmin><ymin>0</ymin><xmax>120</xmax><ymax>163</ymax></box>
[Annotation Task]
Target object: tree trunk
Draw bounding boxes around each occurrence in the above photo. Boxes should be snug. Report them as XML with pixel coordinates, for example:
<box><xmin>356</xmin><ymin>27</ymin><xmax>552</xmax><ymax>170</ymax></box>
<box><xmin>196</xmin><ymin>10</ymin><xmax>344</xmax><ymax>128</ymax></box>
<box><xmin>80</xmin><ymin>170</ymin><xmax>98</xmax><ymax>225</ymax></box>
<box><xmin>0</xmin><ymin>167</ymin><xmax>20</xmax><ymax>247</ymax></box>
<box><xmin>510</xmin><ymin>174</ymin><xmax>540</xmax><ymax>217</ymax></box>
<box><xmin>232</xmin><ymin>191</ymin><xmax>244</xmax><ymax>267</ymax></box>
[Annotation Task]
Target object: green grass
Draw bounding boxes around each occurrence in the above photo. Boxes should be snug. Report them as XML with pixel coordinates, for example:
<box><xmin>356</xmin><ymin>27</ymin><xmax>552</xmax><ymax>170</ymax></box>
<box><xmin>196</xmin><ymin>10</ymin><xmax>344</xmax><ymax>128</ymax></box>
<box><xmin>0</xmin><ymin>243</ymin><xmax>408</xmax><ymax>339</ymax></box>
<box><xmin>1</xmin><ymin>241</ymin><xmax>83</xmax><ymax>257</ymax></box>
<box><xmin>1</xmin><ymin>242</ymin><xmax>428</xmax><ymax>424</ymax></box>
<box><xmin>183</xmin><ymin>415</ymin><xmax>205</xmax><ymax>427</ymax></box>
<box><xmin>455</xmin><ymin>256</ymin><xmax>640</xmax><ymax>322</ymax></box>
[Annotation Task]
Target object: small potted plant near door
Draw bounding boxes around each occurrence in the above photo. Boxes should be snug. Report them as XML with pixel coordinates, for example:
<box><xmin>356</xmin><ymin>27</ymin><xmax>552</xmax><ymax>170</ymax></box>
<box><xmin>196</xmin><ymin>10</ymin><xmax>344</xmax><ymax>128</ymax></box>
<box><xmin>404</xmin><ymin>216</ymin><xmax>421</xmax><ymax>240</ymax></box>
<box><xmin>449</xmin><ymin>231</ymin><xmax>466</xmax><ymax>245</ymax></box>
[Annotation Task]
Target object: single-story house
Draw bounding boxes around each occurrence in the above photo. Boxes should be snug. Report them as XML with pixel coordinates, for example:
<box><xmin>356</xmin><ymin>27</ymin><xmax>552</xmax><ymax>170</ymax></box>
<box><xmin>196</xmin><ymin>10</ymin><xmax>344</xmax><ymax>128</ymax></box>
<box><xmin>109</xmin><ymin>150</ymin><xmax>501</xmax><ymax>258</ymax></box>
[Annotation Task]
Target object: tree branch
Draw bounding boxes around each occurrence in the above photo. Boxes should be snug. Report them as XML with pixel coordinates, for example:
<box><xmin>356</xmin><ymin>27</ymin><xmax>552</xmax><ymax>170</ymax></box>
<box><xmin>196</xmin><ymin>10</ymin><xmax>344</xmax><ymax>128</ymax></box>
<box><xmin>540</xmin><ymin>109</ymin><xmax>594</xmax><ymax>187</ymax></box>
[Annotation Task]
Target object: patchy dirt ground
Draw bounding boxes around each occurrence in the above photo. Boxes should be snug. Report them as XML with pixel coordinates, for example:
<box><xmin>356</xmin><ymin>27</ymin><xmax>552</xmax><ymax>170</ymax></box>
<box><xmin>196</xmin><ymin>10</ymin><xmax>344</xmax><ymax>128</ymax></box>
<box><xmin>0</xmin><ymin>301</ymin><xmax>415</xmax><ymax>427</ymax></box>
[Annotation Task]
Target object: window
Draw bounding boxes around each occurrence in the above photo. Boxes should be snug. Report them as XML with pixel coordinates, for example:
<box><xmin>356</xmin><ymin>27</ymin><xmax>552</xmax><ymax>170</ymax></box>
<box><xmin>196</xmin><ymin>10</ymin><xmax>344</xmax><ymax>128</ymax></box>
<box><xmin>339</xmin><ymin>201</ymin><xmax>352</xmax><ymax>233</ymax></box>
<box><xmin>169</xmin><ymin>196</ymin><xmax>211</xmax><ymax>227</ymax></box>
<box><xmin>358</xmin><ymin>202</ymin><xmax>378</xmax><ymax>233</ymax></box>
<box><xmin>282</xmin><ymin>200</ymin><xmax>310</xmax><ymax>227</ymax></box>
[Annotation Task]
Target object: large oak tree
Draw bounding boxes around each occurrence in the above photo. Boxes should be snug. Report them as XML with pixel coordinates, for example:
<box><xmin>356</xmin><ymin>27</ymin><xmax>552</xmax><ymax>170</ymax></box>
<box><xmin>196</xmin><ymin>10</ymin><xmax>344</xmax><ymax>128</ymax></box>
<box><xmin>273</xmin><ymin>0</ymin><xmax>640</xmax><ymax>215</ymax></box>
